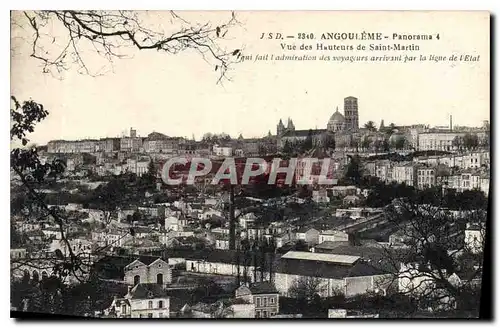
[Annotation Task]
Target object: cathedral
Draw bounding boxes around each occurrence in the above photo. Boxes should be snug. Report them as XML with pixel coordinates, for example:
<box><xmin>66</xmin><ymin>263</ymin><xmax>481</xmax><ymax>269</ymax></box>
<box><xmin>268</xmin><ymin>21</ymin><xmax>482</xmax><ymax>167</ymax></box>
<box><xmin>274</xmin><ymin>97</ymin><xmax>359</xmax><ymax>150</ymax></box>
<box><xmin>276</xmin><ymin>96</ymin><xmax>359</xmax><ymax>137</ymax></box>
<box><xmin>326</xmin><ymin>96</ymin><xmax>359</xmax><ymax>132</ymax></box>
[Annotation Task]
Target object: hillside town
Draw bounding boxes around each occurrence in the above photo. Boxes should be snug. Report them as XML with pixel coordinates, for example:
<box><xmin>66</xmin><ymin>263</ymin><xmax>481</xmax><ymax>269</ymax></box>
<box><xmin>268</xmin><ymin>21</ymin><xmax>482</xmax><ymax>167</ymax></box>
<box><xmin>11</xmin><ymin>96</ymin><xmax>489</xmax><ymax>319</ymax></box>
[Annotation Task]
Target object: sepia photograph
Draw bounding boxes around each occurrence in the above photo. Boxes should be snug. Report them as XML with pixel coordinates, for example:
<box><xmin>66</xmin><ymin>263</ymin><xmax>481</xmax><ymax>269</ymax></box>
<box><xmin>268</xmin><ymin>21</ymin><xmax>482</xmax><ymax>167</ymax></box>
<box><xmin>9</xmin><ymin>9</ymin><xmax>491</xmax><ymax>320</ymax></box>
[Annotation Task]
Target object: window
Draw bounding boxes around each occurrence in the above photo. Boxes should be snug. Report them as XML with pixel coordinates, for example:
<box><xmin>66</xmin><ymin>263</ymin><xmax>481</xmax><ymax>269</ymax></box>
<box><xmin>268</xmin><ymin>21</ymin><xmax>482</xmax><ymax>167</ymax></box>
<box><xmin>158</xmin><ymin>313</ymin><xmax>163</xmax><ymax>318</ymax></box>
<box><xmin>158</xmin><ymin>300</ymin><xmax>164</xmax><ymax>309</ymax></box>
<box><xmin>263</xmin><ymin>297</ymin><xmax>268</xmax><ymax>307</ymax></box>
<box><xmin>121</xmin><ymin>305</ymin><xmax>127</xmax><ymax>314</ymax></box>
<box><xmin>256</xmin><ymin>311</ymin><xmax>260</xmax><ymax>318</ymax></box>
<box><xmin>270</xmin><ymin>297</ymin><xmax>275</xmax><ymax>304</ymax></box>
<box><xmin>256</xmin><ymin>297</ymin><xmax>261</xmax><ymax>307</ymax></box>
<box><xmin>157</xmin><ymin>273</ymin><xmax>164</xmax><ymax>285</ymax></box>
<box><xmin>148</xmin><ymin>313</ymin><xmax>153</xmax><ymax>318</ymax></box>
<box><xmin>263</xmin><ymin>311</ymin><xmax>268</xmax><ymax>318</ymax></box>
<box><xmin>148</xmin><ymin>301</ymin><xmax>153</xmax><ymax>309</ymax></box>
<box><xmin>134</xmin><ymin>275</ymin><xmax>140</xmax><ymax>285</ymax></box>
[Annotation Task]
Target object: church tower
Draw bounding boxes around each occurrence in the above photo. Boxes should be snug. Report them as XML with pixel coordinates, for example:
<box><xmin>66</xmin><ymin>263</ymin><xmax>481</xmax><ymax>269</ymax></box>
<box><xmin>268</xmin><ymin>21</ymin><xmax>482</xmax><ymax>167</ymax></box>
<box><xmin>379</xmin><ymin>119</ymin><xmax>385</xmax><ymax>131</ymax></box>
<box><xmin>287</xmin><ymin>118</ymin><xmax>295</xmax><ymax>132</ymax></box>
<box><xmin>277</xmin><ymin>119</ymin><xmax>285</xmax><ymax>136</ymax></box>
<box><xmin>344</xmin><ymin>96</ymin><xmax>359</xmax><ymax>131</ymax></box>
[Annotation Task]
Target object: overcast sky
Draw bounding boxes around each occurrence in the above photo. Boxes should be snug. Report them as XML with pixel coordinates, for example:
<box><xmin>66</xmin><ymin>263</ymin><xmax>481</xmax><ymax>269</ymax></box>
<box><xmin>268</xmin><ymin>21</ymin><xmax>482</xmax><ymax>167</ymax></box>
<box><xmin>11</xmin><ymin>11</ymin><xmax>489</xmax><ymax>145</ymax></box>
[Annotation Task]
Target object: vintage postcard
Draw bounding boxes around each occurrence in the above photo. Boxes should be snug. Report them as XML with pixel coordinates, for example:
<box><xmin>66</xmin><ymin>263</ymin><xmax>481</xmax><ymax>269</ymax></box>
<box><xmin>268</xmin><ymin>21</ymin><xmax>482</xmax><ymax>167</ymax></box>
<box><xmin>10</xmin><ymin>11</ymin><xmax>490</xmax><ymax>319</ymax></box>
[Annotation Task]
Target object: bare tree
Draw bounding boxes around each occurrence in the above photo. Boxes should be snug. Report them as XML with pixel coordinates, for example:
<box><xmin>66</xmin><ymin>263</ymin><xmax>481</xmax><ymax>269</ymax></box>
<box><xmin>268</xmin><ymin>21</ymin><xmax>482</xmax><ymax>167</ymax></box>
<box><xmin>377</xmin><ymin>192</ymin><xmax>486</xmax><ymax>315</ymax></box>
<box><xmin>10</xmin><ymin>10</ymin><xmax>244</xmax><ymax>294</ymax></box>
<box><xmin>12</xmin><ymin>10</ymin><xmax>243</xmax><ymax>83</ymax></box>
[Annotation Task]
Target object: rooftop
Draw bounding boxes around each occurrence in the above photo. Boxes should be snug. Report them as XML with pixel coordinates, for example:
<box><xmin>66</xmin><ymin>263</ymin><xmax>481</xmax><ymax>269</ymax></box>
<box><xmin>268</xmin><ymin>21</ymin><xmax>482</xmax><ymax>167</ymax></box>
<box><xmin>249</xmin><ymin>281</ymin><xmax>278</xmax><ymax>295</ymax></box>
<box><xmin>281</xmin><ymin>251</ymin><xmax>360</xmax><ymax>265</ymax></box>
<box><xmin>127</xmin><ymin>283</ymin><xmax>168</xmax><ymax>299</ymax></box>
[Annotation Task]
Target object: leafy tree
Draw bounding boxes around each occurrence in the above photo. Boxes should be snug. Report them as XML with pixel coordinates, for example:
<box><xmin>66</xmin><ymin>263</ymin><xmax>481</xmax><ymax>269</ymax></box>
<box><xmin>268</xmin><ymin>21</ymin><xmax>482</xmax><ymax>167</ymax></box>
<box><xmin>343</xmin><ymin>155</ymin><xmax>363</xmax><ymax>185</ymax></box>
<box><xmin>452</xmin><ymin>136</ymin><xmax>463</xmax><ymax>150</ymax></box>
<box><xmin>364</xmin><ymin>121</ymin><xmax>377</xmax><ymax>132</ymax></box>
<box><xmin>288</xmin><ymin>276</ymin><xmax>325</xmax><ymax>303</ymax></box>
<box><xmin>387</xmin><ymin>123</ymin><xmax>397</xmax><ymax>134</ymax></box>
<box><xmin>282</xmin><ymin>140</ymin><xmax>293</xmax><ymax>156</ymax></box>
<box><xmin>361</xmin><ymin>137</ymin><xmax>372</xmax><ymax>150</ymax></box>
<box><xmin>302</xmin><ymin>129</ymin><xmax>314</xmax><ymax>152</ymax></box>
<box><xmin>322</xmin><ymin>133</ymin><xmax>336</xmax><ymax>150</ymax></box>
<box><xmin>462</xmin><ymin>133</ymin><xmax>479</xmax><ymax>150</ymax></box>
<box><xmin>392</xmin><ymin>136</ymin><xmax>407</xmax><ymax>150</ymax></box>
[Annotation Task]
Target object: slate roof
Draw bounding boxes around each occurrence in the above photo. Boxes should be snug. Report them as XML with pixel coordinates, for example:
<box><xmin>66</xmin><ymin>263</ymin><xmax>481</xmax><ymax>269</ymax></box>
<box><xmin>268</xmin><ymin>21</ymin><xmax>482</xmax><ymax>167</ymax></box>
<box><xmin>276</xmin><ymin>258</ymin><xmax>386</xmax><ymax>279</ymax></box>
<box><xmin>94</xmin><ymin>255</ymin><xmax>166</xmax><ymax>279</ymax></box>
<box><xmin>282</xmin><ymin>251</ymin><xmax>360</xmax><ymax>265</ymax></box>
<box><xmin>315</xmin><ymin>241</ymin><xmax>351</xmax><ymax>250</ymax></box>
<box><xmin>127</xmin><ymin>283</ymin><xmax>168</xmax><ymax>299</ymax></box>
<box><xmin>249</xmin><ymin>281</ymin><xmax>278</xmax><ymax>295</ymax></box>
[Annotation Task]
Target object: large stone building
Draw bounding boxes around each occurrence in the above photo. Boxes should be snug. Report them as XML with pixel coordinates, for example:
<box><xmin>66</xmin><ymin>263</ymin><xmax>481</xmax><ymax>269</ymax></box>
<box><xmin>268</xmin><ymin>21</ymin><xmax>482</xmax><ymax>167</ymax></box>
<box><xmin>326</xmin><ymin>97</ymin><xmax>360</xmax><ymax>133</ymax></box>
<box><xmin>417</xmin><ymin>131</ymin><xmax>466</xmax><ymax>152</ymax></box>
<box><xmin>124</xmin><ymin>256</ymin><xmax>172</xmax><ymax>286</ymax></box>
<box><xmin>275</xmin><ymin>96</ymin><xmax>360</xmax><ymax>151</ymax></box>
<box><xmin>120</xmin><ymin>128</ymin><xmax>143</xmax><ymax>152</ymax></box>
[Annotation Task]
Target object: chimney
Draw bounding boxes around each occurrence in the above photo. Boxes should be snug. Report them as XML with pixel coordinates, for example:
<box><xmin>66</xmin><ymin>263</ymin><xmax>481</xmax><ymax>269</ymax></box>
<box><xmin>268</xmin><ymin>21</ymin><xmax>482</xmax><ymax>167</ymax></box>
<box><xmin>449</xmin><ymin>115</ymin><xmax>453</xmax><ymax>131</ymax></box>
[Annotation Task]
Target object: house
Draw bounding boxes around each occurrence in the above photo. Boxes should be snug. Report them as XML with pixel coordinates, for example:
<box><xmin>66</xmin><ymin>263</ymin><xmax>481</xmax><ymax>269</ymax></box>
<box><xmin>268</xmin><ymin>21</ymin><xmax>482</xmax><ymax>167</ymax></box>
<box><xmin>274</xmin><ymin>251</ymin><xmax>394</xmax><ymax>298</ymax></box>
<box><xmin>392</xmin><ymin>162</ymin><xmax>417</xmax><ymax>186</ymax></box>
<box><xmin>124</xmin><ymin>256</ymin><xmax>172</xmax><ymax>286</ymax></box>
<box><xmin>104</xmin><ymin>283</ymin><xmax>170</xmax><ymax>318</ymax></box>
<box><xmin>41</xmin><ymin>227</ymin><xmax>62</xmax><ymax>240</ymax></box>
<box><xmin>312</xmin><ymin>190</ymin><xmax>330</xmax><ymax>203</ymax></box>
<box><xmin>49</xmin><ymin>238</ymin><xmax>94</xmax><ymax>257</ymax></box>
<box><xmin>264</xmin><ymin>231</ymin><xmax>294</xmax><ymax>249</ymax></box>
<box><xmin>295</xmin><ymin>228</ymin><xmax>320</xmax><ymax>246</ymax></box>
<box><xmin>19</xmin><ymin>222</ymin><xmax>42</xmax><ymax>233</ymax></box>
<box><xmin>243</xmin><ymin>224</ymin><xmax>266</xmax><ymax>241</ymax></box>
<box><xmin>234</xmin><ymin>281</ymin><xmax>280</xmax><ymax>318</ymax></box>
<box><xmin>138</xmin><ymin>206</ymin><xmax>166</xmax><ymax>218</ymax></box>
<box><xmin>165</xmin><ymin>216</ymin><xmax>180</xmax><ymax>232</ymax></box>
<box><xmin>239</xmin><ymin>213</ymin><xmax>257</xmax><ymax>229</ymax></box>
<box><xmin>312</xmin><ymin>241</ymin><xmax>351</xmax><ymax>254</ymax></box>
<box><xmin>10</xmin><ymin>248</ymin><xmax>27</xmax><ymax>260</ymax></box>
<box><xmin>318</xmin><ymin>230</ymin><xmax>349</xmax><ymax>244</ymax></box>
<box><xmin>215</xmin><ymin>234</ymin><xmax>240</xmax><ymax>250</ymax></box>
<box><xmin>81</xmin><ymin>208</ymin><xmax>106</xmax><ymax>222</ymax></box>
<box><xmin>201</xmin><ymin>208</ymin><xmax>224</xmax><ymax>221</ymax></box>
<box><xmin>131</xmin><ymin>226</ymin><xmax>157</xmax><ymax>239</ymax></box>
<box><xmin>26</xmin><ymin>230</ymin><xmax>45</xmax><ymax>242</ymax></box>
<box><xmin>186</xmin><ymin>203</ymin><xmax>203</xmax><ymax>219</ymax></box>
<box><xmin>92</xmin><ymin>228</ymin><xmax>130</xmax><ymax>248</ymax></box>
<box><xmin>328</xmin><ymin>186</ymin><xmax>357</xmax><ymax>198</ymax></box>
